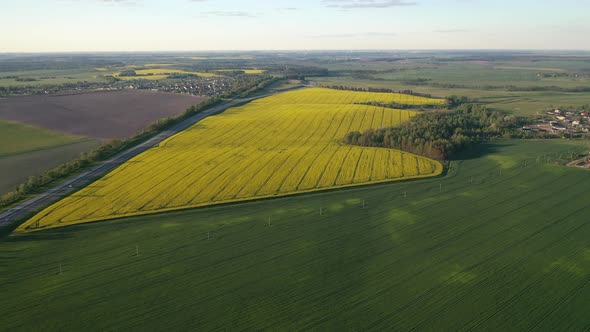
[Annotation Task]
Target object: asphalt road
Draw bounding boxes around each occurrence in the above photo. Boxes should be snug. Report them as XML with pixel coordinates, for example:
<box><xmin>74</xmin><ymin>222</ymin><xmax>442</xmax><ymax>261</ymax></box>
<box><xmin>0</xmin><ymin>92</ymin><xmax>284</xmax><ymax>229</ymax></box>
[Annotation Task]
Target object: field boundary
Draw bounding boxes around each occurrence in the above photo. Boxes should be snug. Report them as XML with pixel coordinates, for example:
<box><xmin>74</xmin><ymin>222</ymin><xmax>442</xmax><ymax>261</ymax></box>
<box><xmin>0</xmin><ymin>138</ymin><xmax>96</xmax><ymax>159</ymax></box>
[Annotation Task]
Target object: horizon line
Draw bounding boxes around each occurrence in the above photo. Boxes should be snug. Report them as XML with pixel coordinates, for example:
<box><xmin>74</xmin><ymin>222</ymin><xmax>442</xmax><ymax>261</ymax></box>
<box><xmin>2</xmin><ymin>48</ymin><xmax>590</xmax><ymax>55</ymax></box>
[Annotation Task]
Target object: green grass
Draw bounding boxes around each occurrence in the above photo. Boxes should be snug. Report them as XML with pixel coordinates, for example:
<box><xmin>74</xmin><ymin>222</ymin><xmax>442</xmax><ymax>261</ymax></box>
<box><xmin>0</xmin><ymin>140</ymin><xmax>99</xmax><ymax>195</ymax></box>
<box><xmin>0</xmin><ymin>121</ymin><xmax>99</xmax><ymax>194</ymax></box>
<box><xmin>0</xmin><ymin>68</ymin><xmax>109</xmax><ymax>87</ymax></box>
<box><xmin>2</xmin><ymin>139</ymin><xmax>590</xmax><ymax>330</ymax></box>
<box><xmin>0</xmin><ymin>121</ymin><xmax>89</xmax><ymax>156</ymax></box>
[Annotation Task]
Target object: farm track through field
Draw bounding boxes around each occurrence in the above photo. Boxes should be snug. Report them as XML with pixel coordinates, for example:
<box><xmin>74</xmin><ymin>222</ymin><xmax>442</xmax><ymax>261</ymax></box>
<box><xmin>294</xmin><ymin>106</ymin><xmax>354</xmax><ymax>191</ymax></box>
<box><xmin>211</xmin><ymin>110</ymin><xmax>316</xmax><ymax>201</ymax></box>
<box><xmin>255</xmin><ymin>106</ymin><xmax>349</xmax><ymax>196</ymax></box>
<box><xmin>274</xmin><ymin>111</ymin><xmax>334</xmax><ymax>194</ymax></box>
<box><xmin>313</xmin><ymin>105</ymin><xmax>361</xmax><ymax>188</ymax></box>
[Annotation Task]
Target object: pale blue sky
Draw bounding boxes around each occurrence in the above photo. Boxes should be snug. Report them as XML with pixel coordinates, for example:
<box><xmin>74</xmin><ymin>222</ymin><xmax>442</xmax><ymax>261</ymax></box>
<box><xmin>1</xmin><ymin>0</ymin><xmax>589</xmax><ymax>52</ymax></box>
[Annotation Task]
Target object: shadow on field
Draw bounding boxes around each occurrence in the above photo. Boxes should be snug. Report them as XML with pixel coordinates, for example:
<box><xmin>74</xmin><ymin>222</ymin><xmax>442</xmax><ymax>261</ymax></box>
<box><xmin>0</xmin><ymin>225</ymin><xmax>77</xmax><ymax>267</ymax></box>
<box><xmin>452</xmin><ymin>142</ymin><xmax>512</xmax><ymax>161</ymax></box>
<box><xmin>2</xmin><ymin>227</ymin><xmax>76</xmax><ymax>244</ymax></box>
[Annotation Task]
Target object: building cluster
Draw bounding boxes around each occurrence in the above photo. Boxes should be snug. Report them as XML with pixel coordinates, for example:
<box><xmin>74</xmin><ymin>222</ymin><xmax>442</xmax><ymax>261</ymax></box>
<box><xmin>124</xmin><ymin>77</ymin><xmax>234</xmax><ymax>96</ymax></box>
<box><xmin>0</xmin><ymin>76</ymin><xmax>236</xmax><ymax>98</ymax></box>
<box><xmin>523</xmin><ymin>108</ymin><xmax>590</xmax><ymax>136</ymax></box>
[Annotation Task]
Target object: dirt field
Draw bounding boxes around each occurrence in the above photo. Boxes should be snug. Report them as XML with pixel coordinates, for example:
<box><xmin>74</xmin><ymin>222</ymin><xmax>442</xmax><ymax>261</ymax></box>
<box><xmin>0</xmin><ymin>90</ymin><xmax>205</xmax><ymax>139</ymax></box>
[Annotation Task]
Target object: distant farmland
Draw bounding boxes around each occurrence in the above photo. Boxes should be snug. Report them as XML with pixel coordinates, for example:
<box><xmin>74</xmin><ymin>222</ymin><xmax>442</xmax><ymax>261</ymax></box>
<box><xmin>21</xmin><ymin>88</ymin><xmax>443</xmax><ymax>231</ymax></box>
<box><xmin>114</xmin><ymin>69</ymin><xmax>220</xmax><ymax>80</ymax></box>
<box><xmin>0</xmin><ymin>90</ymin><xmax>205</xmax><ymax>139</ymax></box>
<box><xmin>0</xmin><ymin>120</ymin><xmax>87</xmax><ymax>156</ymax></box>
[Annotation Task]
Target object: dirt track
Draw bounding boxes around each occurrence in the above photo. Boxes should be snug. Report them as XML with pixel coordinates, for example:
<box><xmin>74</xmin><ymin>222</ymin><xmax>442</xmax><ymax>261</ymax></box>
<box><xmin>0</xmin><ymin>90</ymin><xmax>204</xmax><ymax>139</ymax></box>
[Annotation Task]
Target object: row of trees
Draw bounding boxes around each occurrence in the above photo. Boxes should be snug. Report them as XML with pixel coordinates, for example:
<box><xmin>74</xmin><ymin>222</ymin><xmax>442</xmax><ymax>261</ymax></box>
<box><xmin>357</xmin><ymin>96</ymin><xmax>471</xmax><ymax>110</ymax></box>
<box><xmin>358</xmin><ymin>101</ymin><xmax>440</xmax><ymax>110</ymax></box>
<box><xmin>343</xmin><ymin>104</ymin><xmax>518</xmax><ymax>160</ymax></box>
<box><xmin>395</xmin><ymin>80</ymin><xmax>590</xmax><ymax>93</ymax></box>
<box><xmin>323</xmin><ymin>85</ymin><xmax>437</xmax><ymax>99</ymax></box>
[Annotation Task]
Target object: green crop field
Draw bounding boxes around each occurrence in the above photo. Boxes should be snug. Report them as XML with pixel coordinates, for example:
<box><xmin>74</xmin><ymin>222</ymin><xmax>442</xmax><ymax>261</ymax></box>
<box><xmin>371</xmin><ymin>63</ymin><xmax>590</xmax><ymax>88</ymax></box>
<box><xmin>2</xmin><ymin>140</ymin><xmax>590</xmax><ymax>330</ymax></box>
<box><xmin>0</xmin><ymin>121</ymin><xmax>98</xmax><ymax>194</ymax></box>
<box><xmin>0</xmin><ymin>140</ymin><xmax>99</xmax><ymax>195</ymax></box>
<box><xmin>0</xmin><ymin>121</ymin><xmax>89</xmax><ymax>155</ymax></box>
<box><xmin>0</xmin><ymin>68</ymin><xmax>109</xmax><ymax>87</ymax></box>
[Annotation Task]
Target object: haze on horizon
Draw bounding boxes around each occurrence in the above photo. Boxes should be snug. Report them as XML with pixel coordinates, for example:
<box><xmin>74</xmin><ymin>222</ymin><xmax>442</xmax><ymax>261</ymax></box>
<box><xmin>1</xmin><ymin>0</ymin><xmax>589</xmax><ymax>53</ymax></box>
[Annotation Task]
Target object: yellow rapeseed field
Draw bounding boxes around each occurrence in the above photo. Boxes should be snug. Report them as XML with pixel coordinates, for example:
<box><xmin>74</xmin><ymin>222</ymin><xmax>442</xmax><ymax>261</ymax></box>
<box><xmin>20</xmin><ymin>88</ymin><xmax>444</xmax><ymax>231</ymax></box>
<box><xmin>144</xmin><ymin>63</ymin><xmax>175</xmax><ymax>67</ymax></box>
<box><xmin>114</xmin><ymin>68</ymin><xmax>219</xmax><ymax>80</ymax></box>
<box><xmin>135</xmin><ymin>69</ymin><xmax>220</xmax><ymax>77</ymax></box>
<box><xmin>215</xmin><ymin>69</ymin><xmax>266</xmax><ymax>74</ymax></box>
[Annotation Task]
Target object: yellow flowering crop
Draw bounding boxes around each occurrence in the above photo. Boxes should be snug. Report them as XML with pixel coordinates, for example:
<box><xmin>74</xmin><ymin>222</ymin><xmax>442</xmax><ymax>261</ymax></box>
<box><xmin>20</xmin><ymin>88</ymin><xmax>443</xmax><ymax>232</ymax></box>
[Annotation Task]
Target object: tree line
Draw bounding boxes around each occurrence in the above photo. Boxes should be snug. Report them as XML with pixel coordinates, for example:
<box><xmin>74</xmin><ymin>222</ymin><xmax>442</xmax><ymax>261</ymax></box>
<box><xmin>357</xmin><ymin>96</ymin><xmax>472</xmax><ymax>110</ymax></box>
<box><xmin>322</xmin><ymin>85</ymin><xmax>438</xmax><ymax>99</ymax></box>
<box><xmin>357</xmin><ymin>101</ymin><xmax>440</xmax><ymax>110</ymax></box>
<box><xmin>343</xmin><ymin>104</ymin><xmax>519</xmax><ymax>160</ymax></box>
<box><xmin>389</xmin><ymin>79</ymin><xmax>590</xmax><ymax>93</ymax></box>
